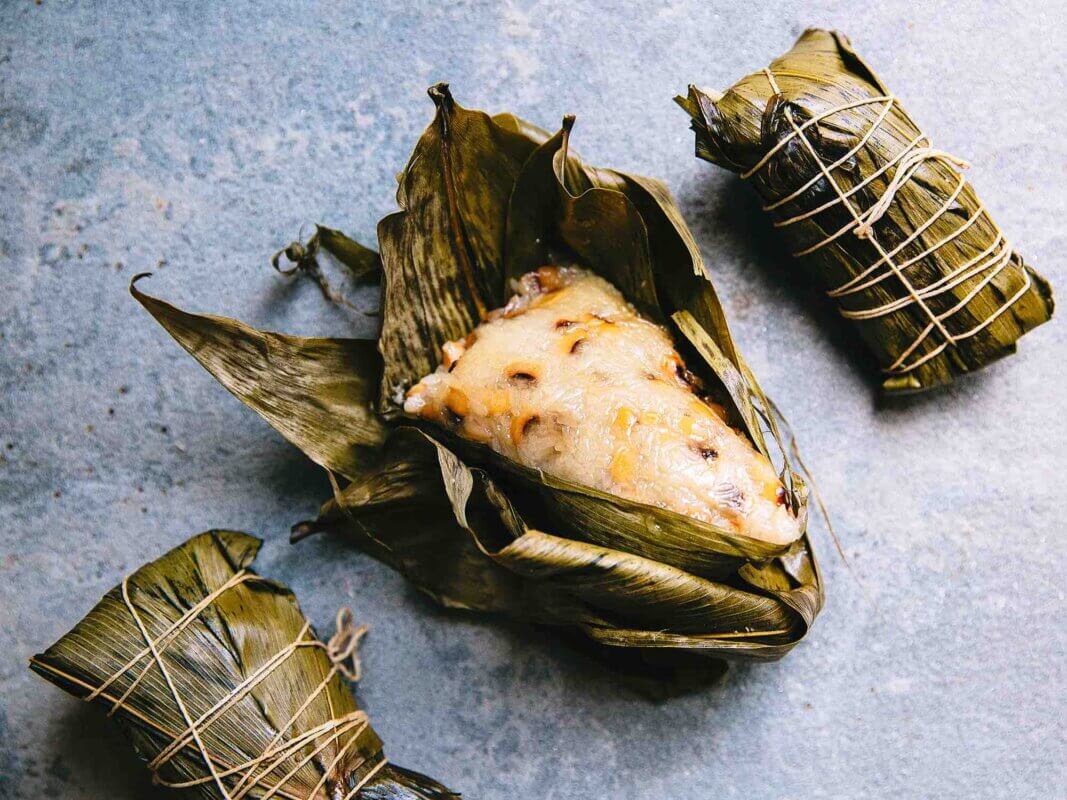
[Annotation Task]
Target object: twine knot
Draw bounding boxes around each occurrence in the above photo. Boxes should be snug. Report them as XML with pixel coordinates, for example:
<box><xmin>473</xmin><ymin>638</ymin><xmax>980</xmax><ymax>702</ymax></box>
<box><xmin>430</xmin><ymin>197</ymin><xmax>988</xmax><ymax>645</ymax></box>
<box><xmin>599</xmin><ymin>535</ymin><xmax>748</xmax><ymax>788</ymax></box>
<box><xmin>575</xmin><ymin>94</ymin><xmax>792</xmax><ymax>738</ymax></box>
<box><xmin>325</xmin><ymin>608</ymin><xmax>368</xmax><ymax>682</ymax></box>
<box><xmin>853</xmin><ymin>146</ymin><xmax>971</xmax><ymax>240</ymax></box>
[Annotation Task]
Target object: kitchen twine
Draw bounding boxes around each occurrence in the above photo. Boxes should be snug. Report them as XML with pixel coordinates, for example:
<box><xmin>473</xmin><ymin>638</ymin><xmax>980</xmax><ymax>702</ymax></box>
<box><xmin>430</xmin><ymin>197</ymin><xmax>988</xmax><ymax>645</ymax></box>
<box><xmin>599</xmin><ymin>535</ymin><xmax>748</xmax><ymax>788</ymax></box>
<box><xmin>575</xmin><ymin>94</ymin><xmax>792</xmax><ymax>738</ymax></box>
<box><xmin>741</xmin><ymin>69</ymin><xmax>1032</xmax><ymax>376</ymax></box>
<box><xmin>71</xmin><ymin>569</ymin><xmax>384</xmax><ymax>800</ymax></box>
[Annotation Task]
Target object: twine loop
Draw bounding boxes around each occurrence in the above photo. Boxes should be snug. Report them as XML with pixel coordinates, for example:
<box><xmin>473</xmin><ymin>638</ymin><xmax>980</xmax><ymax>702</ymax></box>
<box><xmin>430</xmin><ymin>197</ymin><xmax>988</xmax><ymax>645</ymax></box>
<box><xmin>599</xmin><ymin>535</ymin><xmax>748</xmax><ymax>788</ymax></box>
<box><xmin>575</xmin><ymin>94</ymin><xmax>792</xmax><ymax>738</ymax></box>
<box><xmin>852</xmin><ymin>147</ymin><xmax>970</xmax><ymax>239</ymax></box>
<box><xmin>324</xmin><ymin>607</ymin><xmax>368</xmax><ymax>683</ymax></box>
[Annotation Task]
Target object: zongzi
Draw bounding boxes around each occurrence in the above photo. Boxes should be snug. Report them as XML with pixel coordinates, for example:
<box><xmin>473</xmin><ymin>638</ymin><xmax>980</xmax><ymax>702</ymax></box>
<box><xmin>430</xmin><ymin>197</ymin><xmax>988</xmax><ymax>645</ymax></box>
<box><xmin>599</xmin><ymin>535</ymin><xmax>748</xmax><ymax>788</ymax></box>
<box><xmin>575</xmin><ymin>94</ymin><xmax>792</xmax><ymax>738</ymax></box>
<box><xmin>404</xmin><ymin>265</ymin><xmax>800</xmax><ymax>545</ymax></box>
<box><xmin>135</xmin><ymin>85</ymin><xmax>822</xmax><ymax>665</ymax></box>
<box><xmin>29</xmin><ymin>530</ymin><xmax>457</xmax><ymax>799</ymax></box>
<box><xmin>677</xmin><ymin>28</ymin><xmax>1054</xmax><ymax>393</ymax></box>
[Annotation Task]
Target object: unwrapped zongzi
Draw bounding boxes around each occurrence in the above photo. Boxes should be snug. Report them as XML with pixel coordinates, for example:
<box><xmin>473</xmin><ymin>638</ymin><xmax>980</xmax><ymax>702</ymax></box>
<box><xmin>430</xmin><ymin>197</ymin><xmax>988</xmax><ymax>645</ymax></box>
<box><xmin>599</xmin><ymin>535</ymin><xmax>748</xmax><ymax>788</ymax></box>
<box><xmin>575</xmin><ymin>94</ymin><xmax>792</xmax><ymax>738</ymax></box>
<box><xmin>29</xmin><ymin>530</ymin><xmax>457</xmax><ymax>799</ymax></box>
<box><xmin>134</xmin><ymin>86</ymin><xmax>822</xmax><ymax>667</ymax></box>
<box><xmin>404</xmin><ymin>265</ymin><xmax>800</xmax><ymax>545</ymax></box>
<box><xmin>678</xmin><ymin>29</ymin><xmax>1054</xmax><ymax>393</ymax></box>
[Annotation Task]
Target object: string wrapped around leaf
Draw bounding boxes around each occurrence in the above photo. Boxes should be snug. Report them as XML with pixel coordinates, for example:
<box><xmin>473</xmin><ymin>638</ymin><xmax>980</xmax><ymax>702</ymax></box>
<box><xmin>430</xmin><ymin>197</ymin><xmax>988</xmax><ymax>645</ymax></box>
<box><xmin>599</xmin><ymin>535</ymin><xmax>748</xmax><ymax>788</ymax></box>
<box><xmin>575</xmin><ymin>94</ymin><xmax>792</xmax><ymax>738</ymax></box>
<box><xmin>677</xmin><ymin>28</ymin><xmax>1054</xmax><ymax>393</ymax></box>
<box><xmin>29</xmin><ymin>531</ymin><xmax>457</xmax><ymax>799</ymax></box>
<box><xmin>132</xmin><ymin>84</ymin><xmax>822</xmax><ymax>673</ymax></box>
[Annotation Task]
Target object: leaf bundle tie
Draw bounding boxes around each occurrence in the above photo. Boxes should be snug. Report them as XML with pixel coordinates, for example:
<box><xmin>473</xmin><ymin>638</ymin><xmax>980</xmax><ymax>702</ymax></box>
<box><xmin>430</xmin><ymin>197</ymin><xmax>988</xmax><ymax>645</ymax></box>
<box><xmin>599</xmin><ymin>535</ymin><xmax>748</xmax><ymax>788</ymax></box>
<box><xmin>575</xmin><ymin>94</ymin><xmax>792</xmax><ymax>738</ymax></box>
<box><xmin>39</xmin><ymin>567</ymin><xmax>384</xmax><ymax>799</ymax></box>
<box><xmin>747</xmin><ymin>68</ymin><xmax>1029</xmax><ymax>377</ymax></box>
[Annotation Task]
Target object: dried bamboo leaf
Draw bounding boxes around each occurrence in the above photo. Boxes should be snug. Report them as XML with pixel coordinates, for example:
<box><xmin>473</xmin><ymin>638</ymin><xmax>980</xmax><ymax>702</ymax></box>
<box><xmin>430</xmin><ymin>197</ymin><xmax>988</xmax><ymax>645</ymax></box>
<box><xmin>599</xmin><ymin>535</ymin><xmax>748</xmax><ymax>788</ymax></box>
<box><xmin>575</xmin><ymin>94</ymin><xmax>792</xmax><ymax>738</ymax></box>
<box><xmin>29</xmin><ymin>531</ymin><xmax>457</xmax><ymax>799</ymax></box>
<box><xmin>614</xmin><ymin>172</ymin><xmax>742</xmax><ymax>366</ymax></box>
<box><xmin>133</xmin><ymin>276</ymin><xmax>387</xmax><ymax>477</ymax></box>
<box><xmin>504</xmin><ymin>118</ymin><xmax>663</xmax><ymax>321</ymax></box>
<box><xmin>678</xmin><ymin>28</ymin><xmax>1054</xmax><ymax>393</ymax></box>
<box><xmin>303</xmin><ymin>428</ymin><xmax>816</xmax><ymax>660</ymax></box>
<box><xmin>299</xmin><ymin>429</ymin><xmax>531</xmax><ymax>616</ymax></box>
<box><xmin>376</xmin><ymin>84</ymin><xmax>547</xmax><ymax>412</ymax></box>
<box><xmin>489</xmin><ymin>111</ymin><xmax>553</xmax><ymax>147</ymax></box>
<box><xmin>313</xmin><ymin>226</ymin><xmax>383</xmax><ymax>283</ymax></box>
<box><xmin>141</xmin><ymin>86</ymin><xmax>823</xmax><ymax>668</ymax></box>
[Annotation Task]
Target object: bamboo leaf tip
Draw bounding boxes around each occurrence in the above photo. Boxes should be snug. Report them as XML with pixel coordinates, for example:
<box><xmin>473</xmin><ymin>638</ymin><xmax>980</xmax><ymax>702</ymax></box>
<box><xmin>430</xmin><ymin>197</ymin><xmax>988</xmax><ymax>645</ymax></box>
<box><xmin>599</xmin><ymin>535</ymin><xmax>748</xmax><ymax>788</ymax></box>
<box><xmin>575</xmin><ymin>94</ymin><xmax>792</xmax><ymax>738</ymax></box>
<box><xmin>129</xmin><ymin>272</ymin><xmax>154</xmax><ymax>296</ymax></box>
<box><xmin>427</xmin><ymin>82</ymin><xmax>453</xmax><ymax>107</ymax></box>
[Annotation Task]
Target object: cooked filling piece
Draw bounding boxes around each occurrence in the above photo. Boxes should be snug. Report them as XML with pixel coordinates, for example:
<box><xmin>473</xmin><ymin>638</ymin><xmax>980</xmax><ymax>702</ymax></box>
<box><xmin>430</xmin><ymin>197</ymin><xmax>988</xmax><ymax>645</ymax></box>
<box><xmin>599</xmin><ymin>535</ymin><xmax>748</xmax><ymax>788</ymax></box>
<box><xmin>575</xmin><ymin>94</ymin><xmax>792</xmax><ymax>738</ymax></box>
<box><xmin>404</xmin><ymin>266</ymin><xmax>800</xmax><ymax>545</ymax></box>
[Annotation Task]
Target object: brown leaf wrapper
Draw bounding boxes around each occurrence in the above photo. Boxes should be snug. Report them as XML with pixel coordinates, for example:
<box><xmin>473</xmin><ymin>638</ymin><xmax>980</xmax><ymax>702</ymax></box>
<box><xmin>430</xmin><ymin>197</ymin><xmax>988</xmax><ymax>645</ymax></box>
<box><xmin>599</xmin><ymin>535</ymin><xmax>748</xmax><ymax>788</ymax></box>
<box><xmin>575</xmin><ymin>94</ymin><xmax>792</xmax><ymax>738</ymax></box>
<box><xmin>134</xmin><ymin>85</ymin><xmax>823</xmax><ymax>677</ymax></box>
<box><xmin>678</xmin><ymin>28</ymin><xmax>1053</xmax><ymax>393</ymax></box>
<box><xmin>29</xmin><ymin>531</ymin><xmax>457</xmax><ymax>799</ymax></box>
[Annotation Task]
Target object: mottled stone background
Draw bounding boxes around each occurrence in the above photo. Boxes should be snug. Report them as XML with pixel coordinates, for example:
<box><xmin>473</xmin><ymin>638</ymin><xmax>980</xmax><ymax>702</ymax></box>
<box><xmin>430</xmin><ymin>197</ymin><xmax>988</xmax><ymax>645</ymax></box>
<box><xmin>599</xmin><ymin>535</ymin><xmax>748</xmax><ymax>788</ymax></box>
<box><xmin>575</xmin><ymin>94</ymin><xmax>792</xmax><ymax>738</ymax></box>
<box><xmin>1</xmin><ymin>1</ymin><xmax>1063</xmax><ymax>798</ymax></box>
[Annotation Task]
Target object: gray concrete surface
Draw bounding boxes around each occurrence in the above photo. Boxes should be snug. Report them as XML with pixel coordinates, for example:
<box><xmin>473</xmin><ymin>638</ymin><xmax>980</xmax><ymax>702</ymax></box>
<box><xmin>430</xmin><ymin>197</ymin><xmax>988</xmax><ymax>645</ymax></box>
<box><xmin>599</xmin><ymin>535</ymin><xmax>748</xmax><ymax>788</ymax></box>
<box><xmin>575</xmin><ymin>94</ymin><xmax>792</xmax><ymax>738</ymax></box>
<box><xmin>2</xmin><ymin>2</ymin><xmax>1064</xmax><ymax>798</ymax></box>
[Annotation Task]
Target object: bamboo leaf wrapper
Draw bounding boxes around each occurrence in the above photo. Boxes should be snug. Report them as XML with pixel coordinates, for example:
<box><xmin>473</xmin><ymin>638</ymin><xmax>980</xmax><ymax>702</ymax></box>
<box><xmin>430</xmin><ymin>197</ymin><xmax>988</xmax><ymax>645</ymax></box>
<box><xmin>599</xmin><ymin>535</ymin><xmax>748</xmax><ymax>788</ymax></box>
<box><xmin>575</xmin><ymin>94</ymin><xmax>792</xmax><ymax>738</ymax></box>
<box><xmin>29</xmin><ymin>531</ymin><xmax>457</xmax><ymax>799</ymax></box>
<box><xmin>134</xmin><ymin>85</ymin><xmax>823</xmax><ymax>673</ymax></box>
<box><xmin>678</xmin><ymin>28</ymin><xmax>1054</xmax><ymax>393</ymax></box>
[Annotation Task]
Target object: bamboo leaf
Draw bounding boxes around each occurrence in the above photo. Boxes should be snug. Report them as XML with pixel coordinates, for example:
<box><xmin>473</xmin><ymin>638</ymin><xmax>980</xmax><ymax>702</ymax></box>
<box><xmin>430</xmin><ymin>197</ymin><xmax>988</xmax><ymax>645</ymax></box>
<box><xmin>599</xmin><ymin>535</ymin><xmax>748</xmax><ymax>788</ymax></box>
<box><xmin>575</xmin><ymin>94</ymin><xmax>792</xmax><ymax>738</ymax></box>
<box><xmin>302</xmin><ymin>428</ymin><xmax>532</xmax><ymax>615</ymax></box>
<box><xmin>133</xmin><ymin>276</ymin><xmax>387</xmax><ymax>477</ymax></box>
<box><xmin>315</xmin><ymin>225</ymin><xmax>382</xmax><ymax>282</ymax></box>
<box><xmin>272</xmin><ymin>227</ymin><xmax>381</xmax><ymax>316</ymax></box>
<box><xmin>307</xmin><ymin>432</ymin><xmax>813</xmax><ymax>660</ymax></box>
<box><xmin>505</xmin><ymin>119</ymin><xmax>663</xmax><ymax>321</ymax></box>
<box><xmin>376</xmin><ymin>85</ymin><xmax>547</xmax><ymax>412</ymax></box>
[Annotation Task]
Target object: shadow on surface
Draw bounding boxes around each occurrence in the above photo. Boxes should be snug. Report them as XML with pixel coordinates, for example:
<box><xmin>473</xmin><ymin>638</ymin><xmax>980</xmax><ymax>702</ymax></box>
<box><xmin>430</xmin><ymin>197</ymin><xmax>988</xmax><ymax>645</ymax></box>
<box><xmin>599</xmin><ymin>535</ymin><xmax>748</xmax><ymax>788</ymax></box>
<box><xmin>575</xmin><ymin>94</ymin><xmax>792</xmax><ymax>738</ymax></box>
<box><xmin>684</xmin><ymin>174</ymin><xmax>879</xmax><ymax>390</ymax></box>
<box><xmin>260</xmin><ymin>439</ymin><xmax>334</xmax><ymax>515</ymax></box>
<box><xmin>413</xmin><ymin>593</ymin><xmax>732</xmax><ymax>702</ymax></box>
<box><xmin>45</xmin><ymin>702</ymin><xmax>156</xmax><ymax>799</ymax></box>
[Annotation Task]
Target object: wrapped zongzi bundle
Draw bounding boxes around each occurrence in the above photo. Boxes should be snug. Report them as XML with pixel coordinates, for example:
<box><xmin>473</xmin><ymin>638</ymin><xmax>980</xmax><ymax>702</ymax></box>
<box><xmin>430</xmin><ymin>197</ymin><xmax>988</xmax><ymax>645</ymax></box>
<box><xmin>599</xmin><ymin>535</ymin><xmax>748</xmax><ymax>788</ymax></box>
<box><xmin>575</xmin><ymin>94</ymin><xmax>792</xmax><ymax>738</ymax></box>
<box><xmin>678</xmin><ymin>29</ymin><xmax>1054</xmax><ymax>393</ymax></box>
<box><xmin>29</xmin><ymin>531</ymin><xmax>457</xmax><ymax>799</ymax></box>
<box><xmin>133</xmin><ymin>85</ymin><xmax>822</xmax><ymax>669</ymax></box>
